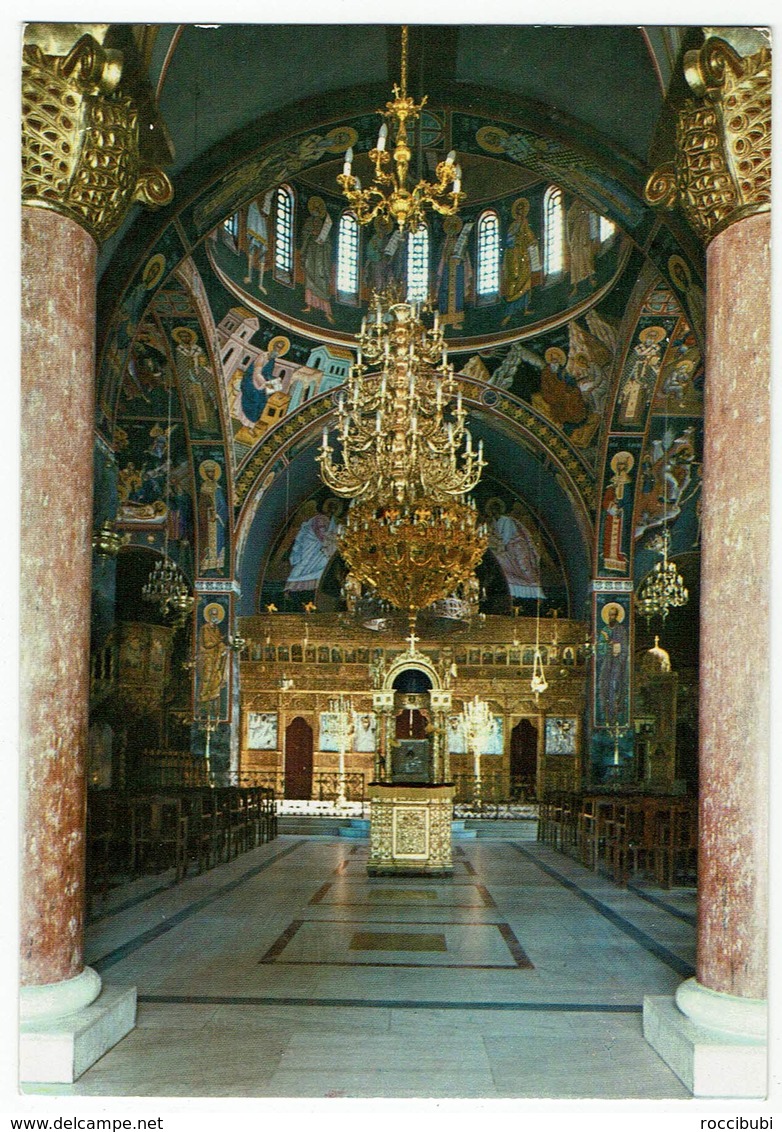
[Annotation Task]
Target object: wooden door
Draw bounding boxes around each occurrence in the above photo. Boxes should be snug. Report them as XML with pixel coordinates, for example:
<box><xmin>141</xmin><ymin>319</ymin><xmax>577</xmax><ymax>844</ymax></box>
<box><xmin>395</xmin><ymin>708</ymin><xmax>428</xmax><ymax>740</ymax></box>
<box><xmin>510</xmin><ymin>719</ymin><xmax>538</xmax><ymax>798</ymax></box>
<box><xmin>284</xmin><ymin>716</ymin><xmax>313</xmax><ymax>799</ymax></box>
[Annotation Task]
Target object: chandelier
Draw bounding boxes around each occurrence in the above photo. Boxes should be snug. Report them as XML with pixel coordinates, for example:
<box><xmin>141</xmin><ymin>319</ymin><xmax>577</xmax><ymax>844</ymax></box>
<box><xmin>319</xmin><ymin>300</ymin><xmax>484</xmax><ymax>504</ymax></box>
<box><xmin>141</xmin><ymin>381</ymin><xmax>194</xmax><ymax>623</ymax></box>
<box><xmin>636</xmin><ymin>527</ymin><xmax>688</xmax><ymax>623</ymax></box>
<box><xmin>337</xmin><ymin>26</ymin><xmax>463</xmax><ymax>232</ymax></box>
<box><xmin>142</xmin><ymin>556</ymin><xmax>193</xmax><ymax>622</ymax></box>
<box><xmin>338</xmin><ymin>498</ymin><xmax>487</xmax><ymax>621</ymax></box>
<box><xmin>92</xmin><ymin>518</ymin><xmax>126</xmax><ymax>557</ymax></box>
<box><xmin>318</xmin><ymin>297</ymin><xmax>487</xmax><ymax>626</ymax></box>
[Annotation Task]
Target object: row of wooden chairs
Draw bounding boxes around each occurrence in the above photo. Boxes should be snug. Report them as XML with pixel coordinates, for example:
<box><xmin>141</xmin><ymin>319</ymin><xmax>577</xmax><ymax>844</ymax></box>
<box><xmin>538</xmin><ymin>791</ymin><xmax>697</xmax><ymax>888</ymax></box>
<box><xmin>86</xmin><ymin>786</ymin><xmax>277</xmax><ymax>911</ymax></box>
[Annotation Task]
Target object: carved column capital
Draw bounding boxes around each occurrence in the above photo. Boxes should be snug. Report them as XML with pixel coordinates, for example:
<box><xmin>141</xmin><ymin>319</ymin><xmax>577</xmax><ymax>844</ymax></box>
<box><xmin>645</xmin><ymin>34</ymin><xmax>770</xmax><ymax>243</ymax></box>
<box><xmin>22</xmin><ymin>31</ymin><xmax>173</xmax><ymax>244</ymax></box>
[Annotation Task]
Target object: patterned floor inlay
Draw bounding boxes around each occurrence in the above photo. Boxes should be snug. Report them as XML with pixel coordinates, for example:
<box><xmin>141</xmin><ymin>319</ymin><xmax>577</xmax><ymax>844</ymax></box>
<box><xmin>309</xmin><ymin>881</ymin><xmax>495</xmax><ymax>908</ymax></box>
<box><xmin>91</xmin><ymin>840</ymin><xmax>305</xmax><ymax>973</ymax></box>
<box><xmin>510</xmin><ymin>843</ymin><xmax>694</xmax><ymax>977</ymax></box>
<box><xmin>139</xmin><ymin>993</ymin><xmax>641</xmax><ymax>1012</ymax></box>
<box><xmin>366</xmin><ymin>889</ymin><xmax>437</xmax><ymax>903</ymax></box>
<box><xmin>259</xmin><ymin>917</ymin><xmax>533</xmax><ymax>968</ymax></box>
<box><xmin>350</xmin><ymin>931</ymin><xmax>447</xmax><ymax>952</ymax></box>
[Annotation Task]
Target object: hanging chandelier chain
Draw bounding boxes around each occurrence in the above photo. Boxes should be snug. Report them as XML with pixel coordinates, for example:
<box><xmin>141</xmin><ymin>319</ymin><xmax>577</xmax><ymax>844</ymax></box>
<box><xmin>636</xmin><ymin>380</ymin><xmax>690</xmax><ymax>624</ymax></box>
<box><xmin>141</xmin><ymin>371</ymin><xmax>193</xmax><ymax>623</ymax></box>
<box><xmin>399</xmin><ymin>24</ymin><xmax>408</xmax><ymax>99</ymax></box>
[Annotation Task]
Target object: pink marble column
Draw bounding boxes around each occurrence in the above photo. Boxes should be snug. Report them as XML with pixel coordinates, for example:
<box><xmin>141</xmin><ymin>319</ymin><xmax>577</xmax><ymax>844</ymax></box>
<box><xmin>20</xmin><ymin>207</ymin><xmax>97</xmax><ymax>990</ymax></box>
<box><xmin>696</xmin><ymin>211</ymin><xmax>770</xmax><ymax>1001</ymax></box>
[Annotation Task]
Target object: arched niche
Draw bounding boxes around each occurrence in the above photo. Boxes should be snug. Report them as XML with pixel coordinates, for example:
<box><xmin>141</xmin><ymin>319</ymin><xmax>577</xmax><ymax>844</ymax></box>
<box><xmin>234</xmin><ymin>401</ymin><xmax>593</xmax><ymax>618</ymax></box>
<box><xmin>383</xmin><ymin>656</ymin><xmax>441</xmax><ymax>694</ymax></box>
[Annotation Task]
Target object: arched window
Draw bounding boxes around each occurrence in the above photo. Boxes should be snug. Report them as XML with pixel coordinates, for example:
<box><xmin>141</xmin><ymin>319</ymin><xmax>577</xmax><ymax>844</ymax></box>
<box><xmin>599</xmin><ymin>215</ymin><xmax>616</xmax><ymax>243</ymax></box>
<box><xmin>336</xmin><ymin>212</ymin><xmax>360</xmax><ymax>302</ymax></box>
<box><xmin>406</xmin><ymin>226</ymin><xmax>430</xmax><ymax>303</ymax></box>
<box><xmin>543</xmin><ymin>186</ymin><xmax>565</xmax><ymax>278</ymax></box>
<box><xmin>223</xmin><ymin>212</ymin><xmax>239</xmax><ymax>241</ymax></box>
<box><xmin>274</xmin><ymin>185</ymin><xmax>295</xmax><ymax>284</ymax></box>
<box><xmin>476</xmin><ymin>210</ymin><xmax>500</xmax><ymax>299</ymax></box>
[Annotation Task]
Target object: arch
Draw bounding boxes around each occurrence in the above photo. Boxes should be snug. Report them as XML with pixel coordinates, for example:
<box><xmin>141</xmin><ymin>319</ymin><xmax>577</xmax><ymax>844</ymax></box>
<box><xmin>382</xmin><ymin>654</ymin><xmax>442</xmax><ymax>693</ymax></box>
<box><xmin>510</xmin><ymin>718</ymin><xmax>539</xmax><ymax>799</ymax></box>
<box><xmin>234</xmin><ymin>398</ymin><xmax>594</xmax><ymax>618</ymax></box>
<box><xmin>391</xmin><ymin>668</ymin><xmax>433</xmax><ymax>693</ymax></box>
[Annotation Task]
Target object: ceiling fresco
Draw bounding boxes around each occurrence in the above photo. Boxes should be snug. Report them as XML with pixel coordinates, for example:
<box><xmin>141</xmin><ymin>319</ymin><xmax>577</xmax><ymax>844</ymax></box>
<box><xmin>94</xmin><ymin>29</ymin><xmax>705</xmax><ymax>634</ymax></box>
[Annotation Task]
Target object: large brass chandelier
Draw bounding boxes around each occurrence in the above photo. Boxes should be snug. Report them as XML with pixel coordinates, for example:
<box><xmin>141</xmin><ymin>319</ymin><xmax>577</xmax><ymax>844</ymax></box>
<box><xmin>337</xmin><ymin>25</ymin><xmax>463</xmax><ymax>232</ymax></box>
<box><xmin>318</xmin><ymin>297</ymin><xmax>487</xmax><ymax>627</ymax></box>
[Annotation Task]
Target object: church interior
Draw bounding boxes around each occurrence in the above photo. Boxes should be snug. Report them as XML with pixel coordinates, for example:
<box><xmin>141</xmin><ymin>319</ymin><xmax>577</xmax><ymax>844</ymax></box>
<box><xmin>19</xmin><ymin>22</ymin><xmax>771</xmax><ymax>1104</ymax></box>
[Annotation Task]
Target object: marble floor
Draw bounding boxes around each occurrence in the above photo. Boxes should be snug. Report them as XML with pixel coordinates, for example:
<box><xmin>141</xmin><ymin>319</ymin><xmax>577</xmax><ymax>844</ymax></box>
<box><xmin>25</xmin><ymin>835</ymin><xmax>698</xmax><ymax>1100</ymax></box>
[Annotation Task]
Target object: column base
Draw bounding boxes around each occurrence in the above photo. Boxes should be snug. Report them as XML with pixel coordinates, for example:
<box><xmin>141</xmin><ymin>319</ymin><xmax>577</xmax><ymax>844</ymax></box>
<box><xmin>20</xmin><ymin>985</ymin><xmax>137</xmax><ymax>1084</ymax></box>
<box><xmin>643</xmin><ymin>995</ymin><xmax>767</xmax><ymax>1098</ymax></box>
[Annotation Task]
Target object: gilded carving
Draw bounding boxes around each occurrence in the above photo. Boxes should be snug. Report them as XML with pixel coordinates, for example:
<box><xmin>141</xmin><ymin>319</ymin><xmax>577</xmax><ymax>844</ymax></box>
<box><xmin>22</xmin><ymin>34</ymin><xmax>173</xmax><ymax>243</ymax></box>
<box><xmin>426</xmin><ymin>800</ymin><xmax>454</xmax><ymax>868</ymax></box>
<box><xmin>369</xmin><ymin>800</ymin><xmax>393</xmax><ymax>863</ymax></box>
<box><xmin>393</xmin><ymin>807</ymin><xmax>429</xmax><ymax>857</ymax></box>
<box><xmin>646</xmin><ymin>37</ymin><xmax>770</xmax><ymax>242</ymax></box>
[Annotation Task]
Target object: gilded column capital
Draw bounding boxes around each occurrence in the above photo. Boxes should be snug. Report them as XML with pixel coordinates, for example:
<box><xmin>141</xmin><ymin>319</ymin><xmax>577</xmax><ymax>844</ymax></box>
<box><xmin>645</xmin><ymin>34</ymin><xmax>770</xmax><ymax>243</ymax></box>
<box><xmin>22</xmin><ymin>32</ymin><xmax>173</xmax><ymax>244</ymax></box>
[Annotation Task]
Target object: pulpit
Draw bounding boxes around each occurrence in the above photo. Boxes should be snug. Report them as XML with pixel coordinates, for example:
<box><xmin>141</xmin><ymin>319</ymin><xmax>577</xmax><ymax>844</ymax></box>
<box><xmin>367</xmin><ymin>781</ymin><xmax>454</xmax><ymax>876</ymax></box>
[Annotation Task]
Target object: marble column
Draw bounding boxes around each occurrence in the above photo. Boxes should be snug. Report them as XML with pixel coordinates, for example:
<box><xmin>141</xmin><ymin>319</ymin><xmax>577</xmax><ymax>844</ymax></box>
<box><xmin>372</xmin><ymin>691</ymin><xmax>395</xmax><ymax>780</ymax></box>
<box><xmin>21</xmin><ymin>208</ymin><xmax>98</xmax><ymax>996</ymax></box>
<box><xmin>642</xmin><ymin>29</ymin><xmax>771</xmax><ymax>1098</ymax></box>
<box><xmin>20</xmin><ymin>25</ymin><xmax>172</xmax><ymax>1082</ymax></box>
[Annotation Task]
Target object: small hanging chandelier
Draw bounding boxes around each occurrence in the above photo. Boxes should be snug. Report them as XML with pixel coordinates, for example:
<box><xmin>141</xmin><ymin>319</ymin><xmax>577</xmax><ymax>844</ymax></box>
<box><xmin>636</xmin><ymin>526</ymin><xmax>689</xmax><ymax>623</ymax></box>
<box><xmin>141</xmin><ymin>381</ymin><xmax>193</xmax><ymax>622</ymax></box>
<box><xmin>92</xmin><ymin>518</ymin><xmax>126</xmax><ymax>557</ymax></box>
<box><xmin>142</xmin><ymin>556</ymin><xmax>192</xmax><ymax>620</ymax></box>
<box><xmin>337</xmin><ymin>25</ymin><xmax>463</xmax><ymax>232</ymax></box>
